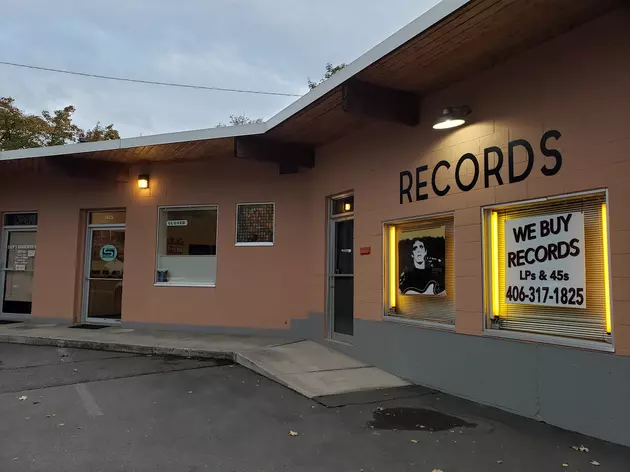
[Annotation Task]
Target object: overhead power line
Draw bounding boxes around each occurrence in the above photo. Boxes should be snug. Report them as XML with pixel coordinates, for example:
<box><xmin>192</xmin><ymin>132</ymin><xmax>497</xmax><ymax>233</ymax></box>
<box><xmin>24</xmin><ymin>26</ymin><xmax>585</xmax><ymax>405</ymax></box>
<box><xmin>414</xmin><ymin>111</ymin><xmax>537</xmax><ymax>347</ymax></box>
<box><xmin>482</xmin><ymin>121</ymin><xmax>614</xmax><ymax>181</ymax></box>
<box><xmin>0</xmin><ymin>60</ymin><xmax>302</xmax><ymax>97</ymax></box>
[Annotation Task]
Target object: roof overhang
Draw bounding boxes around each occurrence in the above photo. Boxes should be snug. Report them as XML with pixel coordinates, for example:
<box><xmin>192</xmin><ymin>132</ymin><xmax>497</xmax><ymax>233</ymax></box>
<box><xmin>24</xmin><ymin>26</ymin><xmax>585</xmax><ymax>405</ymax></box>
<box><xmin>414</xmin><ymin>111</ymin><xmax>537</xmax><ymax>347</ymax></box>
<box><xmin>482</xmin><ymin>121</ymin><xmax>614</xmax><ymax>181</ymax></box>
<box><xmin>0</xmin><ymin>0</ymin><xmax>624</xmax><ymax>172</ymax></box>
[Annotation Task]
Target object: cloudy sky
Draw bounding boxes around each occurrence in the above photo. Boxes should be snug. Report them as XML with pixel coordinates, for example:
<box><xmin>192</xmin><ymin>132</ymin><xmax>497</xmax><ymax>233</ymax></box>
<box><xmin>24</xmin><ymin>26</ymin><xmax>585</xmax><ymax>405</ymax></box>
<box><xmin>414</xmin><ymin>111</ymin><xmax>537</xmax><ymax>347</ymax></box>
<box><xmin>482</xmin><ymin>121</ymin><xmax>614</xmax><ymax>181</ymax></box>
<box><xmin>1</xmin><ymin>0</ymin><xmax>440</xmax><ymax>138</ymax></box>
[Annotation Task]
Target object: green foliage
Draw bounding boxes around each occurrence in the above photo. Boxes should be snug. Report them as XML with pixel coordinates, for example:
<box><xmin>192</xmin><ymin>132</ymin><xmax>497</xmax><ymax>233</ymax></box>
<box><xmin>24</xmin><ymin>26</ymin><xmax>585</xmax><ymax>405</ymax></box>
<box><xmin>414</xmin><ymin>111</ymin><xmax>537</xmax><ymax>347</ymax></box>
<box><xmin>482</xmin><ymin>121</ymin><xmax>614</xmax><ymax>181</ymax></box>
<box><xmin>0</xmin><ymin>96</ymin><xmax>120</xmax><ymax>151</ymax></box>
<box><xmin>81</xmin><ymin>122</ymin><xmax>120</xmax><ymax>142</ymax></box>
<box><xmin>307</xmin><ymin>63</ymin><xmax>347</xmax><ymax>90</ymax></box>
<box><xmin>215</xmin><ymin>115</ymin><xmax>264</xmax><ymax>128</ymax></box>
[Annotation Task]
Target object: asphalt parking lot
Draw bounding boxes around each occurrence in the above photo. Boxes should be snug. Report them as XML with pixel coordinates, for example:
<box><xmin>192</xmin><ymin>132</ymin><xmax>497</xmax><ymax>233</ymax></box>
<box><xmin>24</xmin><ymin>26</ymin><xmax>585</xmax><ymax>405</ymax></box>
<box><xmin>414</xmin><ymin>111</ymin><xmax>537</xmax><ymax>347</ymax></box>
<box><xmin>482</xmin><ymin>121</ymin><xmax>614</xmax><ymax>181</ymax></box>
<box><xmin>1</xmin><ymin>342</ymin><xmax>629</xmax><ymax>472</ymax></box>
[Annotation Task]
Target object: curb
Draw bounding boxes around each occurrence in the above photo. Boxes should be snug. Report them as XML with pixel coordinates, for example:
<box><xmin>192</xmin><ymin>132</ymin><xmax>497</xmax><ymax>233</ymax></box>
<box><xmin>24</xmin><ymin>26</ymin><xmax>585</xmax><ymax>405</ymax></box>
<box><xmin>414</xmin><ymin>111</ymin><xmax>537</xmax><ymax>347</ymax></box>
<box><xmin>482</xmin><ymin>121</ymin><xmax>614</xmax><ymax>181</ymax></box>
<box><xmin>0</xmin><ymin>334</ymin><xmax>235</xmax><ymax>361</ymax></box>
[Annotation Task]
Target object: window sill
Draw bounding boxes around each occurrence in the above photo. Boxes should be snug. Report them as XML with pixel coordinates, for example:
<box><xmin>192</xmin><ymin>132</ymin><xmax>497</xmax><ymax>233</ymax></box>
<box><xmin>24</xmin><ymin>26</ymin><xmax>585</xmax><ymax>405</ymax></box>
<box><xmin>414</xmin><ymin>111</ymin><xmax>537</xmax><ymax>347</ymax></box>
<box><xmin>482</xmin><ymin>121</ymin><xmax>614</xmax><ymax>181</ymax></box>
<box><xmin>235</xmin><ymin>242</ymin><xmax>274</xmax><ymax>247</ymax></box>
<box><xmin>383</xmin><ymin>315</ymin><xmax>456</xmax><ymax>332</ymax></box>
<box><xmin>153</xmin><ymin>282</ymin><xmax>216</xmax><ymax>288</ymax></box>
<box><xmin>483</xmin><ymin>327</ymin><xmax>614</xmax><ymax>352</ymax></box>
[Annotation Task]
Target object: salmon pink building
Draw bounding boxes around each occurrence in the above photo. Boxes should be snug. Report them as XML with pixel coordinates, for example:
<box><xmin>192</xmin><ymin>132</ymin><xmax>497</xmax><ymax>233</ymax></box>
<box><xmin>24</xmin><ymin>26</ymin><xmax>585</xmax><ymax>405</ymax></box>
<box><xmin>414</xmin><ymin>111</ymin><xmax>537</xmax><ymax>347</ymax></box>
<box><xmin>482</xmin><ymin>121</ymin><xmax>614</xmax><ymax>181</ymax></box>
<box><xmin>1</xmin><ymin>0</ymin><xmax>629</xmax><ymax>446</ymax></box>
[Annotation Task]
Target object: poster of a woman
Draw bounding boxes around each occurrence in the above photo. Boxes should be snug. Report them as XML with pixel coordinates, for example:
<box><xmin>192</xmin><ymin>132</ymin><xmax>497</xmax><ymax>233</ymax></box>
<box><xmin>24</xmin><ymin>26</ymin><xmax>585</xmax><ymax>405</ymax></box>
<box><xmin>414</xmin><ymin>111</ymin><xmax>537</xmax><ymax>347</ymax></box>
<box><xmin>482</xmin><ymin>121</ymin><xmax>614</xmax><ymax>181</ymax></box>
<box><xmin>398</xmin><ymin>226</ymin><xmax>446</xmax><ymax>296</ymax></box>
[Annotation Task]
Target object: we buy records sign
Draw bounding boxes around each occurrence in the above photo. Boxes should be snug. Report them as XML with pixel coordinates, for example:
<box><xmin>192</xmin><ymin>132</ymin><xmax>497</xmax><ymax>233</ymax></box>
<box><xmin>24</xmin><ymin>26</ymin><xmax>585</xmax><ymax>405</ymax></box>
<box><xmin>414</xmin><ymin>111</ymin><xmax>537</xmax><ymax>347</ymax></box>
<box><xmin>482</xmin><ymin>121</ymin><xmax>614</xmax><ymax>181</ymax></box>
<box><xmin>505</xmin><ymin>212</ymin><xmax>586</xmax><ymax>309</ymax></box>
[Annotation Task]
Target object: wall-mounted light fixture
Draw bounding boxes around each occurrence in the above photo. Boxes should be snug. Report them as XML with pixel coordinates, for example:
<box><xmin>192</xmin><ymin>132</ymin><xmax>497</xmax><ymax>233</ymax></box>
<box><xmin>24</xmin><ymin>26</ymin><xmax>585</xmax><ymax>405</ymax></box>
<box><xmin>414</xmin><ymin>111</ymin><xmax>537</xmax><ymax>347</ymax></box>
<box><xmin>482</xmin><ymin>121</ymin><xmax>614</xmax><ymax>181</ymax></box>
<box><xmin>344</xmin><ymin>202</ymin><xmax>352</xmax><ymax>212</ymax></box>
<box><xmin>432</xmin><ymin>106</ymin><xmax>471</xmax><ymax>130</ymax></box>
<box><xmin>137</xmin><ymin>174</ymin><xmax>150</xmax><ymax>189</ymax></box>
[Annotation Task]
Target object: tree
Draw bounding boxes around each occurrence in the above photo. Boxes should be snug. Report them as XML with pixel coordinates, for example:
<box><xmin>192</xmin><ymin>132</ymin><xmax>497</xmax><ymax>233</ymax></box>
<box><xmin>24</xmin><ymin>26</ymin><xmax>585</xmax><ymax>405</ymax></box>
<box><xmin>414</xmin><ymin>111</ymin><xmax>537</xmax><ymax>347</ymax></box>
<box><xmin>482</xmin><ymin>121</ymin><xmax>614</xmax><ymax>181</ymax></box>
<box><xmin>215</xmin><ymin>115</ymin><xmax>263</xmax><ymax>128</ymax></box>
<box><xmin>0</xmin><ymin>96</ymin><xmax>120</xmax><ymax>151</ymax></box>
<box><xmin>80</xmin><ymin>122</ymin><xmax>120</xmax><ymax>142</ymax></box>
<box><xmin>42</xmin><ymin>106</ymin><xmax>81</xmax><ymax>147</ymax></box>
<box><xmin>307</xmin><ymin>63</ymin><xmax>347</xmax><ymax>90</ymax></box>
<box><xmin>0</xmin><ymin>97</ymin><xmax>49</xmax><ymax>150</ymax></box>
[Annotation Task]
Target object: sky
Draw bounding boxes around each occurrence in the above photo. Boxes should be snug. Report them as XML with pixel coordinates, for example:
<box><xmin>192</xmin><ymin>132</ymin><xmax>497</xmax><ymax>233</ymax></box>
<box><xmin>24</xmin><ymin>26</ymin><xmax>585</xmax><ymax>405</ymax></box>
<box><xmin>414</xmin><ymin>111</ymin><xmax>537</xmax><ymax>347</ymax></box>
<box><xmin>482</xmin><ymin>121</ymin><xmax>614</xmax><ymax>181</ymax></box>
<box><xmin>0</xmin><ymin>0</ymin><xmax>440</xmax><ymax>138</ymax></box>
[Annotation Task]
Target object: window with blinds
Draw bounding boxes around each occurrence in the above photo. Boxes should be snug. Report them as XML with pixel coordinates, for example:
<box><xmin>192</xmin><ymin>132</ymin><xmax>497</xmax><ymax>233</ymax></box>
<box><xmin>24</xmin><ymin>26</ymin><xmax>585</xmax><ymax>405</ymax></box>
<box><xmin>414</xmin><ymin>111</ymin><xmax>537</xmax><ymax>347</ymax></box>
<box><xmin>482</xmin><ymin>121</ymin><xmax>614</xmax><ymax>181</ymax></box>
<box><xmin>386</xmin><ymin>215</ymin><xmax>455</xmax><ymax>326</ymax></box>
<box><xmin>484</xmin><ymin>191</ymin><xmax>611</xmax><ymax>344</ymax></box>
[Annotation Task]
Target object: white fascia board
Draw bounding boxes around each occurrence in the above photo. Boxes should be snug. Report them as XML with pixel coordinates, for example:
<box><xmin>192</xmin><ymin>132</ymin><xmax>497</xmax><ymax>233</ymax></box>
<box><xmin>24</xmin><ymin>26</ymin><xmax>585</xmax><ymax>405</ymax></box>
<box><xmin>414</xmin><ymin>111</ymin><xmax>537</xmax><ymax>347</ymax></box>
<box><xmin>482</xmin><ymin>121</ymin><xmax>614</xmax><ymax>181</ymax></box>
<box><xmin>264</xmin><ymin>0</ymin><xmax>469</xmax><ymax>130</ymax></box>
<box><xmin>0</xmin><ymin>122</ymin><xmax>267</xmax><ymax>161</ymax></box>
<box><xmin>118</xmin><ymin>122</ymin><xmax>266</xmax><ymax>149</ymax></box>
<box><xmin>0</xmin><ymin>0</ymin><xmax>467</xmax><ymax>163</ymax></box>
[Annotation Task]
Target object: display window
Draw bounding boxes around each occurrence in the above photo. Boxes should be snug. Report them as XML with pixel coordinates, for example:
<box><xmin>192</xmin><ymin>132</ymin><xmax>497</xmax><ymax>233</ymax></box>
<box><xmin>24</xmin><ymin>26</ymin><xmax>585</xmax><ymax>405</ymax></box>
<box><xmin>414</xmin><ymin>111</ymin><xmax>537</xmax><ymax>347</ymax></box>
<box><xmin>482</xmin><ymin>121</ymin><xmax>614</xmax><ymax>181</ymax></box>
<box><xmin>385</xmin><ymin>214</ymin><xmax>455</xmax><ymax>326</ymax></box>
<box><xmin>155</xmin><ymin>206</ymin><xmax>218</xmax><ymax>286</ymax></box>
<box><xmin>483</xmin><ymin>191</ymin><xmax>612</xmax><ymax>345</ymax></box>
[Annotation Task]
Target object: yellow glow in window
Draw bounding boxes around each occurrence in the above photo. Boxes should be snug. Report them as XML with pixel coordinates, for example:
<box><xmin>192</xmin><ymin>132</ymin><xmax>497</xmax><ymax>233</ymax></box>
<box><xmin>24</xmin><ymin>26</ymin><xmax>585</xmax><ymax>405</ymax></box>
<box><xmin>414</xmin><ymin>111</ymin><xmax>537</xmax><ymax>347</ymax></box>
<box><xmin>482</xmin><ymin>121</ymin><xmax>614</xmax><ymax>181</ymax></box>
<box><xmin>602</xmin><ymin>203</ymin><xmax>612</xmax><ymax>333</ymax></box>
<box><xmin>389</xmin><ymin>225</ymin><xmax>396</xmax><ymax>308</ymax></box>
<box><xmin>491</xmin><ymin>211</ymin><xmax>499</xmax><ymax>317</ymax></box>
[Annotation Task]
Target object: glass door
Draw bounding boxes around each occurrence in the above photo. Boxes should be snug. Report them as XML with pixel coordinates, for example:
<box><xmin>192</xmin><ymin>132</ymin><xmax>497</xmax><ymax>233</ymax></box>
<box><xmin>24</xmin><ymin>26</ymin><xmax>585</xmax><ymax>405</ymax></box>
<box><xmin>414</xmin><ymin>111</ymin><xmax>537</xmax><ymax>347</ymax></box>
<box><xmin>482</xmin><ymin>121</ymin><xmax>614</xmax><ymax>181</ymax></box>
<box><xmin>327</xmin><ymin>194</ymin><xmax>354</xmax><ymax>341</ymax></box>
<box><xmin>1</xmin><ymin>230</ymin><xmax>37</xmax><ymax>315</ymax></box>
<box><xmin>83</xmin><ymin>227</ymin><xmax>125</xmax><ymax>323</ymax></box>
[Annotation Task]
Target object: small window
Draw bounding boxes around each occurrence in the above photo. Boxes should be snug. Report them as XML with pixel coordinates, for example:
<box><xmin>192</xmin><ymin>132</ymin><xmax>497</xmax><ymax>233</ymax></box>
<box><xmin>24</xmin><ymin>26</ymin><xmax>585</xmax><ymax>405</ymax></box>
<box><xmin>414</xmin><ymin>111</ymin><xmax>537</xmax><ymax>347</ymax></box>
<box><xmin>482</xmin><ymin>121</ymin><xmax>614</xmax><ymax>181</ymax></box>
<box><xmin>156</xmin><ymin>206</ymin><xmax>218</xmax><ymax>285</ymax></box>
<box><xmin>385</xmin><ymin>214</ymin><xmax>455</xmax><ymax>326</ymax></box>
<box><xmin>89</xmin><ymin>211</ymin><xmax>126</xmax><ymax>225</ymax></box>
<box><xmin>483</xmin><ymin>191</ymin><xmax>611</xmax><ymax>344</ymax></box>
<box><xmin>236</xmin><ymin>203</ymin><xmax>275</xmax><ymax>246</ymax></box>
<box><xmin>3</xmin><ymin>213</ymin><xmax>38</xmax><ymax>226</ymax></box>
<box><xmin>332</xmin><ymin>195</ymin><xmax>354</xmax><ymax>216</ymax></box>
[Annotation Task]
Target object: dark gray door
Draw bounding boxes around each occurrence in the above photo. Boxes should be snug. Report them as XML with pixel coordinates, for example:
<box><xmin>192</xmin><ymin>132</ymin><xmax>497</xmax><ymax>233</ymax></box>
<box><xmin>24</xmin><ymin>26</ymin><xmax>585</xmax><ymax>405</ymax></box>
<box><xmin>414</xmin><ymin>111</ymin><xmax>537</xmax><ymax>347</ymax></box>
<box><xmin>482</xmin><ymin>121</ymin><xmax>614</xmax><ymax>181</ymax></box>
<box><xmin>331</xmin><ymin>219</ymin><xmax>354</xmax><ymax>337</ymax></box>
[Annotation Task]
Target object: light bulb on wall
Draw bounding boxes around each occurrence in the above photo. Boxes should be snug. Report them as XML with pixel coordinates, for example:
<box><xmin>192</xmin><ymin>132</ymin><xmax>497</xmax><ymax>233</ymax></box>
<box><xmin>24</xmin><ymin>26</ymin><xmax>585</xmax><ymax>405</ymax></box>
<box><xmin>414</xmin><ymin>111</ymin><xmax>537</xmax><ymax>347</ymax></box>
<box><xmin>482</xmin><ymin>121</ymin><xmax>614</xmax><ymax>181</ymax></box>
<box><xmin>137</xmin><ymin>174</ymin><xmax>150</xmax><ymax>189</ymax></box>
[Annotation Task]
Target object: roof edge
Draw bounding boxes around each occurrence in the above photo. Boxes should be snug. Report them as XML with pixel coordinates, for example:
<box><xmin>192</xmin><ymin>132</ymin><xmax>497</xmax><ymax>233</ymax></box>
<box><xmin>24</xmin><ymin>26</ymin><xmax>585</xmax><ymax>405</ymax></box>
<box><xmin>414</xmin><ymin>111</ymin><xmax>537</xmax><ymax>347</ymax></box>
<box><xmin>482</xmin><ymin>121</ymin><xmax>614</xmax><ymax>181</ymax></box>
<box><xmin>264</xmin><ymin>0</ymin><xmax>469</xmax><ymax>130</ymax></box>
<box><xmin>0</xmin><ymin>0</ymin><xmax>468</xmax><ymax>163</ymax></box>
<box><xmin>0</xmin><ymin>122</ymin><xmax>267</xmax><ymax>161</ymax></box>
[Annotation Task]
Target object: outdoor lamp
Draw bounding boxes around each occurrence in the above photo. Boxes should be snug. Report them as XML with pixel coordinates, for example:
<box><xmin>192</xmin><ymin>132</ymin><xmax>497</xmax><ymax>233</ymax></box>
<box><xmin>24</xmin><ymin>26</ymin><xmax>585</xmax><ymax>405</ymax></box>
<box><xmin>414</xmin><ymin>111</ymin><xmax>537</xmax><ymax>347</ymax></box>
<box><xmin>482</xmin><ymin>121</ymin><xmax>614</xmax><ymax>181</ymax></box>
<box><xmin>137</xmin><ymin>174</ymin><xmax>150</xmax><ymax>189</ymax></box>
<box><xmin>432</xmin><ymin>106</ymin><xmax>471</xmax><ymax>130</ymax></box>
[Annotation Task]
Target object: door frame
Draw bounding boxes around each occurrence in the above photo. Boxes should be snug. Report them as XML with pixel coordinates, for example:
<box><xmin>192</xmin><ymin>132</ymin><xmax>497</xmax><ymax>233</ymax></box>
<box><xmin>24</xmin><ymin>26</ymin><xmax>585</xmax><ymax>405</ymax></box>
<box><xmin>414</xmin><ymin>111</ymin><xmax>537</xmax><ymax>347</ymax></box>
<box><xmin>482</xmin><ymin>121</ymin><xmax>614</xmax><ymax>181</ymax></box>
<box><xmin>326</xmin><ymin>193</ymin><xmax>354</xmax><ymax>342</ymax></box>
<box><xmin>81</xmin><ymin>220</ymin><xmax>126</xmax><ymax>324</ymax></box>
<box><xmin>0</xmin><ymin>224</ymin><xmax>38</xmax><ymax>317</ymax></box>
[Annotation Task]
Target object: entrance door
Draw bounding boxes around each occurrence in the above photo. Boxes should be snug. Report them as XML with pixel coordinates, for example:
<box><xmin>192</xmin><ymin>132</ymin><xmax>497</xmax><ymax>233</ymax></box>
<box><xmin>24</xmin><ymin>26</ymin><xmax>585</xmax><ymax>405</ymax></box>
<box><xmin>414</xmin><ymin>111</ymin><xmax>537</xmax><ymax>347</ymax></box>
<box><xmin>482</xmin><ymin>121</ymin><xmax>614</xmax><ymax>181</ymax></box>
<box><xmin>83</xmin><ymin>225</ymin><xmax>125</xmax><ymax>323</ymax></box>
<box><xmin>1</xmin><ymin>229</ymin><xmax>37</xmax><ymax>315</ymax></box>
<box><xmin>327</xmin><ymin>194</ymin><xmax>354</xmax><ymax>340</ymax></box>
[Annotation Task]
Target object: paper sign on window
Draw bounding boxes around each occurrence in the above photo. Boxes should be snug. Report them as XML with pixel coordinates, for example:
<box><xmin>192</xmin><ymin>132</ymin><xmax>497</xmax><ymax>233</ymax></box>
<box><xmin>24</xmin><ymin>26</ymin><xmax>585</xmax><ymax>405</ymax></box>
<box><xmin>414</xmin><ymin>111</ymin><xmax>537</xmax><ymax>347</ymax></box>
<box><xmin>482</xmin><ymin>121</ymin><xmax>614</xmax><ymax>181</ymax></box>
<box><xmin>505</xmin><ymin>212</ymin><xmax>586</xmax><ymax>308</ymax></box>
<box><xmin>166</xmin><ymin>220</ymin><xmax>188</xmax><ymax>227</ymax></box>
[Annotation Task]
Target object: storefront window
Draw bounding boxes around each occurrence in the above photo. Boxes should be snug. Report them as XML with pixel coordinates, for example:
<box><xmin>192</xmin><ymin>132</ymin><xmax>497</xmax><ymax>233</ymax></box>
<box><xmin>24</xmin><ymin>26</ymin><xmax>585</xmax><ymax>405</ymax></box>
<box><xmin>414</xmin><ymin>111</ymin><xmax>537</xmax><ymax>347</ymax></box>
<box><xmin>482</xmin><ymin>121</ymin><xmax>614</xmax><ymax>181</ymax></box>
<box><xmin>385</xmin><ymin>214</ymin><xmax>455</xmax><ymax>326</ymax></box>
<box><xmin>483</xmin><ymin>191</ymin><xmax>611</xmax><ymax>344</ymax></box>
<box><xmin>156</xmin><ymin>206</ymin><xmax>218</xmax><ymax>285</ymax></box>
<box><xmin>235</xmin><ymin>203</ymin><xmax>275</xmax><ymax>246</ymax></box>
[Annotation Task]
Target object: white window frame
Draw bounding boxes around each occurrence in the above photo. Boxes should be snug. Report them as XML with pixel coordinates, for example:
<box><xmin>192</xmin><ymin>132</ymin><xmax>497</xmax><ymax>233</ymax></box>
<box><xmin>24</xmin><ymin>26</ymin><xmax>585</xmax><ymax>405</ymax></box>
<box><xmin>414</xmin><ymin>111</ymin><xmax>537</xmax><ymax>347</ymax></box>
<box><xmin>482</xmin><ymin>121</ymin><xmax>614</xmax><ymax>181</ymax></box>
<box><xmin>235</xmin><ymin>202</ymin><xmax>275</xmax><ymax>247</ymax></box>
<box><xmin>154</xmin><ymin>204</ymin><xmax>219</xmax><ymax>288</ymax></box>
<box><xmin>480</xmin><ymin>189</ymin><xmax>614</xmax><ymax>353</ymax></box>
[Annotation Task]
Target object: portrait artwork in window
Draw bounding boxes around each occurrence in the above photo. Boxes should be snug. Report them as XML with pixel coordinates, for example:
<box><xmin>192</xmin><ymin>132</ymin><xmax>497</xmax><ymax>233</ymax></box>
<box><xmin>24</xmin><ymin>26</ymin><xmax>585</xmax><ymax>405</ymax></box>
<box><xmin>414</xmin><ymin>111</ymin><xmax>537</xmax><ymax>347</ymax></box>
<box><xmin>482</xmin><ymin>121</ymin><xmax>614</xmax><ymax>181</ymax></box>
<box><xmin>236</xmin><ymin>203</ymin><xmax>274</xmax><ymax>244</ymax></box>
<box><xmin>398</xmin><ymin>226</ymin><xmax>446</xmax><ymax>296</ymax></box>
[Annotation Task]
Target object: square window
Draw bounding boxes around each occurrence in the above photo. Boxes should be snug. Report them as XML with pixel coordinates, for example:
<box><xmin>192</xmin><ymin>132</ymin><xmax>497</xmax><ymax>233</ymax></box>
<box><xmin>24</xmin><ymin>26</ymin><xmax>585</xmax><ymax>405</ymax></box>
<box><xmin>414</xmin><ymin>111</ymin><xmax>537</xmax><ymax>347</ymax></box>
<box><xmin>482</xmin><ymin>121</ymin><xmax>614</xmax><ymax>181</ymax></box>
<box><xmin>236</xmin><ymin>203</ymin><xmax>275</xmax><ymax>246</ymax></box>
<box><xmin>156</xmin><ymin>206</ymin><xmax>217</xmax><ymax>285</ymax></box>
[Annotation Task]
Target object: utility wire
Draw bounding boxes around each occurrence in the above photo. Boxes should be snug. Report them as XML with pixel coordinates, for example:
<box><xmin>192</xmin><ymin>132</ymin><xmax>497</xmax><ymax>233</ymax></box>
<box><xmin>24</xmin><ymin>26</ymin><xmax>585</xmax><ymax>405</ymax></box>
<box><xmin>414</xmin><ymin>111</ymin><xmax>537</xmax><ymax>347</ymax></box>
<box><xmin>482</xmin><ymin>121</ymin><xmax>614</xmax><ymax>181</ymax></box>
<box><xmin>0</xmin><ymin>60</ymin><xmax>302</xmax><ymax>97</ymax></box>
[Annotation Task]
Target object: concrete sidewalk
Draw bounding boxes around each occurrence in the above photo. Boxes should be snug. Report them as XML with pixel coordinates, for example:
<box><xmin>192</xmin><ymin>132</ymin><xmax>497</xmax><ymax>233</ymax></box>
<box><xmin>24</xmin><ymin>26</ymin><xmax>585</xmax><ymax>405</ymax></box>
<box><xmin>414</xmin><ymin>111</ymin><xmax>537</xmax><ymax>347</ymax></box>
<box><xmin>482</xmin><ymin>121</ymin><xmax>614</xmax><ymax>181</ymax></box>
<box><xmin>0</xmin><ymin>321</ymin><xmax>408</xmax><ymax>399</ymax></box>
